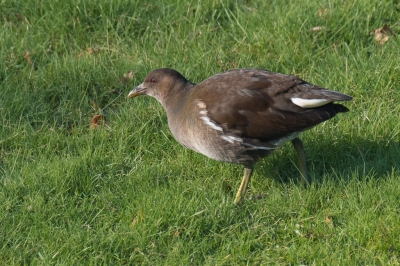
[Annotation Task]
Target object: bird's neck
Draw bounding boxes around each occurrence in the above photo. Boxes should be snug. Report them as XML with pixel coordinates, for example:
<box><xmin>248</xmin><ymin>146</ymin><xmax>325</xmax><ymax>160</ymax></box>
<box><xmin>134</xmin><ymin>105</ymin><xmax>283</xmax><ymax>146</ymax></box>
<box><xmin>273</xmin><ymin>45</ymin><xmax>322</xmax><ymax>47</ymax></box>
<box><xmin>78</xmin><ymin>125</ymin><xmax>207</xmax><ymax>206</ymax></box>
<box><xmin>159</xmin><ymin>82</ymin><xmax>196</xmax><ymax>115</ymax></box>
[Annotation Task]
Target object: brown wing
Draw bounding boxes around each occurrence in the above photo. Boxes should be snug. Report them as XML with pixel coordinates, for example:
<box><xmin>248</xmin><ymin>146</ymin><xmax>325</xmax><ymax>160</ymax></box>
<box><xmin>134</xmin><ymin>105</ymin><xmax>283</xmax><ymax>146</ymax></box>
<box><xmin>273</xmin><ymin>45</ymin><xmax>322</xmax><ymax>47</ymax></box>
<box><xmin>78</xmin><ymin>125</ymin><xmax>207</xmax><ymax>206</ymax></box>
<box><xmin>193</xmin><ymin>69</ymin><xmax>350</xmax><ymax>141</ymax></box>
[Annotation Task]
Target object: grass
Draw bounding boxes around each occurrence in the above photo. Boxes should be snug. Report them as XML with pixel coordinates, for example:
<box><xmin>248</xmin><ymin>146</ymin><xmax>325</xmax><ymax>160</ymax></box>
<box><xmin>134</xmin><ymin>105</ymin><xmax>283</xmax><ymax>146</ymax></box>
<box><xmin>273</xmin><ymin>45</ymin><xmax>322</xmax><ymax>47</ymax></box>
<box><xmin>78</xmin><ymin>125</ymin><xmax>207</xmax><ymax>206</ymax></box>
<box><xmin>1</xmin><ymin>0</ymin><xmax>400</xmax><ymax>264</ymax></box>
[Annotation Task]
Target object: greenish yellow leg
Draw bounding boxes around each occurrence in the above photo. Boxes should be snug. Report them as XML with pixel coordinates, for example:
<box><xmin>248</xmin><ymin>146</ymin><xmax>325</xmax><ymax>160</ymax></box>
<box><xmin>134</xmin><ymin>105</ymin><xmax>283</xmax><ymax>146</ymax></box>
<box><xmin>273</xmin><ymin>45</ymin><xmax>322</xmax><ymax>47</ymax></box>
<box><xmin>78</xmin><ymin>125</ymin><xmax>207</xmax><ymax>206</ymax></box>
<box><xmin>234</xmin><ymin>167</ymin><xmax>253</xmax><ymax>204</ymax></box>
<box><xmin>291</xmin><ymin>137</ymin><xmax>311</xmax><ymax>187</ymax></box>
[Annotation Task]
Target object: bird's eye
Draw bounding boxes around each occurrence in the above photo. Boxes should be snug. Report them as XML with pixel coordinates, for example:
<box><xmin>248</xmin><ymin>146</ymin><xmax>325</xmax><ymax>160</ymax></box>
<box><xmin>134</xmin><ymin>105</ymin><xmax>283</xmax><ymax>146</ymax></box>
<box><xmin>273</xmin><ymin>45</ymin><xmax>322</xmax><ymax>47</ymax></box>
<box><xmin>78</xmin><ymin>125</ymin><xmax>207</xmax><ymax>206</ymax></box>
<box><xmin>150</xmin><ymin>78</ymin><xmax>156</xmax><ymax>83</ymax></box>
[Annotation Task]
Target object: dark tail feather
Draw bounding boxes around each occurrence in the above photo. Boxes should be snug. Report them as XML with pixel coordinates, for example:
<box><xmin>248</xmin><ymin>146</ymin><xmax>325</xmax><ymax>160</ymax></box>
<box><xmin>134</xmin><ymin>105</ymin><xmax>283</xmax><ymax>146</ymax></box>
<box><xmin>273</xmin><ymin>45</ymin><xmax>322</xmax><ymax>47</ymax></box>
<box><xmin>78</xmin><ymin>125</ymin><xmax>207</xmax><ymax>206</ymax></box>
<box><xmin>319</xmin><ymin>89</ymin><xmax>353</xmax><ymax>102</ymax></box>
<box><xmin>335</xmin><ymin>104</ymin><xmax>350</xmax><ymax>113</ymax></box>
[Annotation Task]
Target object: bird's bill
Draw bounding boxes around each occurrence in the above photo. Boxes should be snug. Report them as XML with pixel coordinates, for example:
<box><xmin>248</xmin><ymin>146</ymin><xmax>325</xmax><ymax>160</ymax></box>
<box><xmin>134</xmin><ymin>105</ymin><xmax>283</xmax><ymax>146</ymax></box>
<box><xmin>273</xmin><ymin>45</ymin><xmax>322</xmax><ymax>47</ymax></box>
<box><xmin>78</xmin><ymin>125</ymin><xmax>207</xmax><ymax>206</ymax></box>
<box><xmin>128</xmin><ymin>83</ymin><xmax>146</xmax><ymax>98</ymax></box>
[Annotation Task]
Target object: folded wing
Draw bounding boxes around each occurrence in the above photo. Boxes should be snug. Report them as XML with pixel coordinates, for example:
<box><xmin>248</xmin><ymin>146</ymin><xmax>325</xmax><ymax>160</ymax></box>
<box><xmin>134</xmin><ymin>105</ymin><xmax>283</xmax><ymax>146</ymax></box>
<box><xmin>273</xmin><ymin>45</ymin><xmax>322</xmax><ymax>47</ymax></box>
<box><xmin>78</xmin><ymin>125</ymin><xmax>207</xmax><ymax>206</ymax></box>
<box><xmin>196</xmin><ymin>69</ymin><xmax>351</xmax><ymax>141</ymax></box>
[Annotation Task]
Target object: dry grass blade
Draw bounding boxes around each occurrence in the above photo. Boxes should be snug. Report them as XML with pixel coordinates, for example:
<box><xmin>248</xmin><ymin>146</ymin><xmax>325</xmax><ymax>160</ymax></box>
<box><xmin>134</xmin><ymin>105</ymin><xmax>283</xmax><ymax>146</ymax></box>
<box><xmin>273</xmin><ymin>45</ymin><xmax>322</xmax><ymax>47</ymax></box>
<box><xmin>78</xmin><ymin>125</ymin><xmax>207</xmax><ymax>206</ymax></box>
<box><xmin>318</xmin><ymin>8</ymin><xmax>329</xmax><ymax>17</ymax></box>
<box><xmin>311</xmin><ymin>26</ymin><xmax>329</xmax><ymax>32</ymax></box>
<box><xmin>90</xmin><ymin>100</ymin><xmax>101</xmax><ymax>112</ymax></box>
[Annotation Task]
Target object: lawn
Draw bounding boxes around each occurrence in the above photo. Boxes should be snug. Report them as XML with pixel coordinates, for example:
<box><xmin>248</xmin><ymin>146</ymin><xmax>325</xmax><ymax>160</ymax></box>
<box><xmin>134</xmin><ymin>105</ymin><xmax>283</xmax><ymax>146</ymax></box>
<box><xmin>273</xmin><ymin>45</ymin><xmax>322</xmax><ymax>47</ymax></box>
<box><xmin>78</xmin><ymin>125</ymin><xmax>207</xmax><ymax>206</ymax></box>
<box><xmin>1</xmin><ymin>0</ymin><xmax>400</xmax><ymax>264</ymax></box>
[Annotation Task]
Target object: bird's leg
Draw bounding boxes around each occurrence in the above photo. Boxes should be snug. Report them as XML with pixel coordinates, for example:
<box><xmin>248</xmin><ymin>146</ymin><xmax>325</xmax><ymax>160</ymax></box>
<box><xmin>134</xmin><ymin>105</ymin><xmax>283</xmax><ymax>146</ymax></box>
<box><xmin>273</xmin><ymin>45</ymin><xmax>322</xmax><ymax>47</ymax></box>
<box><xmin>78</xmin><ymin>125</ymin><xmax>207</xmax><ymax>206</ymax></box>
<box><xmin>234</xmin><ymin>167</ymin><xmax>253</xmax><ymax>204</ymax></box>
<box><xmin>291</xmin><ymin>137</ymin><xmax>311</xmax><ymax>187</ymax></box>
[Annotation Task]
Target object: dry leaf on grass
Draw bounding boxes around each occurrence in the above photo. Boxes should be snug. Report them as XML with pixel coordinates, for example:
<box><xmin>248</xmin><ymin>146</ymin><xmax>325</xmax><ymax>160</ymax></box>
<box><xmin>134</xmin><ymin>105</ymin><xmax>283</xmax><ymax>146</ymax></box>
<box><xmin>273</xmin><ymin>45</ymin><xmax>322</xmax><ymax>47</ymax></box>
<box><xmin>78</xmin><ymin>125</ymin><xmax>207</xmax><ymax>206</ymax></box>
<box><xmin>25</xmin><ymin>51</ymin><xmax>33</xmax><ymax>66</ymax></box>
<box><xmin>325</xmin><ymin>215</ymin><xmax>334</xmax><ymax>228</ymax></box>
<box><xmin>171</xmin><ymin>230</ymin><xmax>181</xmax><ymax>237</ymax></box>
<box><xmin>15</xmin><ymin>13</ymin><xmax>23</xmax><ymax>21</ymax></box>
<box><xmin>325</xmin><ymin>216</ymin><xmax>332</xmax><ymax>223</ymax></box>
<box><xmin>121</xmin><ymin>70</ymin><xmax>134</xmax><ymax>85</ymax></box>
<box><xmin>371</xmin><ymin>25</ymin><xmax>394</xmax><ymax>45</ymax></box>
<box><xmin>170</xmin><ymin>226</ymin><xmax>185</xmax><ymax>238</ymax></box>
<box><xmin>90</xmin><ymin>114</ymin><xmax>107</xmax><ymax>130</ymax></box>
<box><xmin>89</xmin><ymin>100</ymin><xmax>110</xmax><ymax>129</ymax></box>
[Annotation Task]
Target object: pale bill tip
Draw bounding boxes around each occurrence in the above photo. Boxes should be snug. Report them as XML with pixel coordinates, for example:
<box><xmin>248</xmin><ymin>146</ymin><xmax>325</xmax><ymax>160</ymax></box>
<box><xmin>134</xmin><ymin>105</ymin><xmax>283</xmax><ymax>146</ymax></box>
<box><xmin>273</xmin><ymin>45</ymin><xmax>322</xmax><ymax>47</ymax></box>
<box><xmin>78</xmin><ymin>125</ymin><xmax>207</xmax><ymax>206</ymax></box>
<box><xmin>128</xmin><ymin>83</ymin><xmax>144</xmax><ymax>98</ymax></box>
<box><xmin>128</xmin><ymin>90</ymin><xmax>135</xmax><ymax>97</ymax></box>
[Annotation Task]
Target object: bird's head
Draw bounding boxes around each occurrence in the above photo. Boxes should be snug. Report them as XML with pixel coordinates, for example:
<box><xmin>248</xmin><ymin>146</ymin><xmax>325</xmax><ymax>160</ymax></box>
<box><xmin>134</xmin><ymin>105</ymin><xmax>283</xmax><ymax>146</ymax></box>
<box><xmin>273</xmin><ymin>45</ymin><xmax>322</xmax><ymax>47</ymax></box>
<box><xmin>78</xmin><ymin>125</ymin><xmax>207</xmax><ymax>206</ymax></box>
<box><xmin>128</xmin><ymin>68</ymin><xmax>192</xmax><ymax>104</ymax></box>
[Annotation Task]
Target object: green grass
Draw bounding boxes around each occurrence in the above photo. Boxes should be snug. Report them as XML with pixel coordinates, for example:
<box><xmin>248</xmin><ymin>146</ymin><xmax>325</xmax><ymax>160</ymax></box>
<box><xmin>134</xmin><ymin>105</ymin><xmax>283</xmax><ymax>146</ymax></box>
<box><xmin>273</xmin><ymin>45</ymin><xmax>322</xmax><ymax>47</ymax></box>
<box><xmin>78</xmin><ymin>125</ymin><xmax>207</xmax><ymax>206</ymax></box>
<box><xmin>1</xmin><ymin>0</ymin><xmax>400</xmax><ymax>264</ymax></box>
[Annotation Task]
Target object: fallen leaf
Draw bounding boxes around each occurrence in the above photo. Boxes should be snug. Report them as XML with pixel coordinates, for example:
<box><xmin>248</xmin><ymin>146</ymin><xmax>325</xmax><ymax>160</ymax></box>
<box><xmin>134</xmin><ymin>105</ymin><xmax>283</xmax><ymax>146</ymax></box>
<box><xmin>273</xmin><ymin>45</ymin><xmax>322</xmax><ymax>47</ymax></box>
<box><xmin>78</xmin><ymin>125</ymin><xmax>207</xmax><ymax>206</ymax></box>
<box><xmin>25</xmin><ymin>51</ymin><xmax>33</xmax><ymax>66</ymax></box>
<box><xmin>304</xmin><ymin>231</ymin><xmax>314</xmax><ymax>239</ymax></box>
<box><xmin>90</xmin><ymin>114</ymin><xmax>107</xmax><ymax>129</ymax></box>
<box><xmin>374</xmin><ymin>33</ymin><xmax>389</xmax><ymax>45</ymax></box>
<box><xmin>371</xmin><ymin>24</ymin><xmax>393</xmax><ymax>35</ymax></box>
<box><xmin>125</xmin><ymin>70</ymin><xmax>134</xmax><ymax>80</ymax></box>
<box><xmin>325</xmin><ymin>215</ymin><xmax>334</xmax><ymax>228</ymax></box>
<box><xmin>77</xmin><ymin>50</ymin><xmax>85</xmax><ymax>58</ymax></box>
<box><xmin>325</xmin><ymin>216</ymin><xmax>332</xmax><ymax>223</ymax></box>
<box><xmin>15</xmin><ymin>13</ymin><xmax>23</xmax><ymax>21</ymax></box>
<box><xmin>371</xmin><ymin>25</ymin><xmax>394</xmax><ymax>45</ymax></box>
<box><xmin>121</xmin><ymin>70</ymin><xmax>134</xmax><ymax>85</ymax></box>
<box><xmin>172</xmin><ymin>230</ymin><xmax>181</xmax><ymax>237</ymax></box>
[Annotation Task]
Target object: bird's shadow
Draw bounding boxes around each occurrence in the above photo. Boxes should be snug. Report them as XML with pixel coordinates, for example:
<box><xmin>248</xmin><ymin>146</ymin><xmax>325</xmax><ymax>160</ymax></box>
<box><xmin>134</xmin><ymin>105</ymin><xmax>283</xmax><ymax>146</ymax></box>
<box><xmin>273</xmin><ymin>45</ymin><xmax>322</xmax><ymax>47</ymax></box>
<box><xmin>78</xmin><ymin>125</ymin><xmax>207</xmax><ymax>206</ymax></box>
<box><xmin>147</xmin><ymin>133</ymin><xmax>399</xmax><ymax>197</ymax></box>
<box><xmin>255</xmin><ymin>135</ymin><xmax>400</xmax><ymax>185</ymax></box>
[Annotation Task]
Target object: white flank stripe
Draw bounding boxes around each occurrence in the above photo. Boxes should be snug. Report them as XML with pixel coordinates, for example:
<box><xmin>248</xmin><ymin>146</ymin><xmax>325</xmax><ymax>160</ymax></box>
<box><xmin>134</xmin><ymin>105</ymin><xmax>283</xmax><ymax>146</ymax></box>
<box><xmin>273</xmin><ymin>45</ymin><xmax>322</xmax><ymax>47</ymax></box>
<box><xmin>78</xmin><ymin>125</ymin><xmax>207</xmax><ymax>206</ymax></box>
<box><xmin>221</xmin><ymin>135</ymin><xmax>242</xmax><ymax>143</ymax></box>
<box><xmin>291</xmin><ymin>98</ymin><xmax>332</xmax><ymax>108</ymax></box>
<box><xmin>221</xmin><ymin>136</ymin><xmax>275</xmax><ymax>150</ymax></box>
<box><xmin>242</xmin><ymin>143</ymin><xmax>275</xmax><ymax>150</ymax></box>
<box><xmin>200</xmin><ymin>116</ymin><xmax>223</xmax><ymax>131</ymax></box>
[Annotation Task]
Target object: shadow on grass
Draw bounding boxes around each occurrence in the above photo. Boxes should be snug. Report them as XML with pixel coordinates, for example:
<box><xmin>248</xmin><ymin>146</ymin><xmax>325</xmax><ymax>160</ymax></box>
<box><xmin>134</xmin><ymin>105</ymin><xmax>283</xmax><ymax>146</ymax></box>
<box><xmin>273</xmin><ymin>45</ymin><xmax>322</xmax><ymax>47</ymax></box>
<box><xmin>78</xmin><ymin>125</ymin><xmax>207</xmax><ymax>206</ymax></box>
<box><xmin>129</xmin><ymin>133</ymin><xmax>399</xmax><ymax>203</ymax></box>
<box><xmin>256</xmin><ymin>136</ymin><xmax>400</xmax><ymax>185</ymax></box>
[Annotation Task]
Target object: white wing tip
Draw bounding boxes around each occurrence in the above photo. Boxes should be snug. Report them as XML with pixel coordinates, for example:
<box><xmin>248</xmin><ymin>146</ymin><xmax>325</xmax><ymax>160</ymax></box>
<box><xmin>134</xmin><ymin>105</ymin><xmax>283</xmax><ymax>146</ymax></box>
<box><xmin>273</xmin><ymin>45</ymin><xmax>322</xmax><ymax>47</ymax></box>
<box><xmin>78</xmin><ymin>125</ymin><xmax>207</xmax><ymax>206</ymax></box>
<box><xmin>291</xmin><ymin>98</ymin><xmax>332</xmax><ymax>108</ymax></box>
